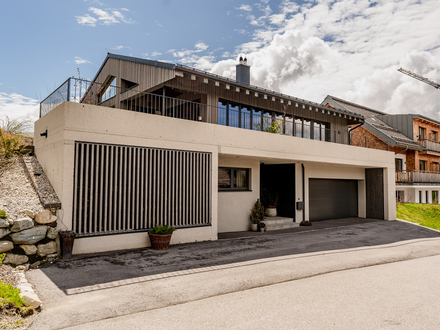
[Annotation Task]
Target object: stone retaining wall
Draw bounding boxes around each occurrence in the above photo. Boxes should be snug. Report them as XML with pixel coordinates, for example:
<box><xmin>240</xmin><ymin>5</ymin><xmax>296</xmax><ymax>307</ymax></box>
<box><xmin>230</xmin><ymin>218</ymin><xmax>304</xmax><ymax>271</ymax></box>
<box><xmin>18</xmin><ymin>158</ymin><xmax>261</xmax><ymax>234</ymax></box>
<box><xmin>0</xmin><ymin>209</ymin><xmax>59</xmax><ymax>267</ymax></box>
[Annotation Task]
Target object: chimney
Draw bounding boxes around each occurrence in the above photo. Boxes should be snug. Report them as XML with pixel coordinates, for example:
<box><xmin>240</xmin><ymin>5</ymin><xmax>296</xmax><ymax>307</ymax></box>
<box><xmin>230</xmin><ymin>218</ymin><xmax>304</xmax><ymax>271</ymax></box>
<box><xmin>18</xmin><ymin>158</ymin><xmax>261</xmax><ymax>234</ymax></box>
<box><xmin>236</xmin><ymin>56</ymin><xmax>250</xmax><ymax>85</ymax></box>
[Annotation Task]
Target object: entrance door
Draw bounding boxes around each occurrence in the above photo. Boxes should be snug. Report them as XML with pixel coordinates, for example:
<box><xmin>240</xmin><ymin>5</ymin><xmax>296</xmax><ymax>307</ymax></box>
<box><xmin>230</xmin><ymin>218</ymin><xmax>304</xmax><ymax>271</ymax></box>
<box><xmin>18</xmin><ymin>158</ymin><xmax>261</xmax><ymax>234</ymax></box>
<box><xmin>309</xmin><ymin>179</ymin><xmax>358</xmax><ymax>221</ymax></box>
<box><xmin>260</xmin><ymin>164</ymin><xmax>295</xmax><ymax>218</ymax></box>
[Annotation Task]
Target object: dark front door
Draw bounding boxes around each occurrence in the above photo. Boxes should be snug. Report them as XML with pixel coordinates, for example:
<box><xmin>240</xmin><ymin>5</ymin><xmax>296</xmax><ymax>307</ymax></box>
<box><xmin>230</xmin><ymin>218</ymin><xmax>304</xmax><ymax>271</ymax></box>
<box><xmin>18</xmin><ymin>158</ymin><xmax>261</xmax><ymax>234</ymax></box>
<box><xmin>260</xmin><ymin>164</ymin><xmax>295</xmax><ymax>218</ymax></box>
<box><xmin>309</xmin><ymin>179</ymin><xmax>358</xmax><ymax>221</ymax></box>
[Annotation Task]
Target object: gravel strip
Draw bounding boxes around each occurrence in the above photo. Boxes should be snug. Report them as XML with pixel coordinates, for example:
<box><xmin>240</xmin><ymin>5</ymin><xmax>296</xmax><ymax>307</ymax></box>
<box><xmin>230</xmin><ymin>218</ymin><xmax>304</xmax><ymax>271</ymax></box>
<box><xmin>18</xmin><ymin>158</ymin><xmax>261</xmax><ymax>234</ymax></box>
<box><xmin>0</xmin><ymin>264</ymin><xmax>21</xmax><ymax>286</ymax></box>
<box><xmin>0</xmin><ymin>157</ymin><xmax>44</xmax><ymax>221</ymax></box>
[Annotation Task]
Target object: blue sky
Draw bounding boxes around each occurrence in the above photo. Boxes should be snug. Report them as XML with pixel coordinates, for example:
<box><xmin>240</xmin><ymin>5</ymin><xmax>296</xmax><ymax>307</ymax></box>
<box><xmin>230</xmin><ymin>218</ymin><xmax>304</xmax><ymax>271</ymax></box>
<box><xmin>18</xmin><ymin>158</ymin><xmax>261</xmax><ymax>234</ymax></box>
<box><xmin>1</xmin><ymin>0</ymin><xmax>440</xmax><ymax>122</ymax></box>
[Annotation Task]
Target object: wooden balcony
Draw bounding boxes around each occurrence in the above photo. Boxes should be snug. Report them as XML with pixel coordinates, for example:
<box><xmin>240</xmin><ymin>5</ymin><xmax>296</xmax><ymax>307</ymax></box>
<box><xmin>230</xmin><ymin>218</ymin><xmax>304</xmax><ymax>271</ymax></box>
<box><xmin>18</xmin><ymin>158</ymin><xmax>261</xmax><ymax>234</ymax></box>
<box><xmin>418</xmin><ymin>139</ymin><xmax>440</xmax><ymax>153</ymax></box>
<box><xmin>396</xmin><ymin>170</ymin><xmax>440</xmax><ymax>184</ymax></box>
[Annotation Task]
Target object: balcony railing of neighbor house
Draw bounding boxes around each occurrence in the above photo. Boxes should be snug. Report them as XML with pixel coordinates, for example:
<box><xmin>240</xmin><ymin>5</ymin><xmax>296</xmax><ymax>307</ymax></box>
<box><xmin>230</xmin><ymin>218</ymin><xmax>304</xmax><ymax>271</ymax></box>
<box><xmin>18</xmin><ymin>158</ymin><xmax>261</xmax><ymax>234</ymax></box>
<box><xmin>396</xmin><ymin>170</ymin><xmax>440</xmax><ymax>183</ymax></box>
<box><xmin>418</xmin><ymin>139</ymin><xmax>440</xmax><ymax>153</ymax></box>
<box><xmin>40</xmin><ymin>77</ymin><xmax>386</xmax><ymax>147</ymax></box>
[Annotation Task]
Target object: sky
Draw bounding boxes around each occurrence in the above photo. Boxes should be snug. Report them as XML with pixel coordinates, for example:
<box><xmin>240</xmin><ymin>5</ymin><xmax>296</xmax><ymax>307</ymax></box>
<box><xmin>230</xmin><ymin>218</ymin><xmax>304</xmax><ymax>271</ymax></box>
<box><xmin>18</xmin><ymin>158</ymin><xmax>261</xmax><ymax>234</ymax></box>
<box><xmin>1</xmin><ymin>0</ymin><xmax>440</xmax><ymax>124</ymax></box>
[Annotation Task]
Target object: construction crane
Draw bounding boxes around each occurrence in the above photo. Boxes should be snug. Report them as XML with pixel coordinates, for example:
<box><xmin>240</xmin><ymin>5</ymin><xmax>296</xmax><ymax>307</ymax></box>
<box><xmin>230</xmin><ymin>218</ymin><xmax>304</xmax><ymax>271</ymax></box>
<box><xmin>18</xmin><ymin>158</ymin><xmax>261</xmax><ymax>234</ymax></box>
<box><xmin>398</xmin><ymin>67</ymin><xmax>440</xmax><ymax>89</ymax></box>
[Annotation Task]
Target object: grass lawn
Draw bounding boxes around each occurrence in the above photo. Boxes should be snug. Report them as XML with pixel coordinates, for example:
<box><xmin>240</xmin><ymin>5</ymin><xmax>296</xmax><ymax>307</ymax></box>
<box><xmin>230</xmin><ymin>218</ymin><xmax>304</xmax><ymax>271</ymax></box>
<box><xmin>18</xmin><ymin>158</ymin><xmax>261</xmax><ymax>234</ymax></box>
<box><xmin>397</xmin><ymin>203</ymin><xmax>440</xmax><ymax>231</ymax></box>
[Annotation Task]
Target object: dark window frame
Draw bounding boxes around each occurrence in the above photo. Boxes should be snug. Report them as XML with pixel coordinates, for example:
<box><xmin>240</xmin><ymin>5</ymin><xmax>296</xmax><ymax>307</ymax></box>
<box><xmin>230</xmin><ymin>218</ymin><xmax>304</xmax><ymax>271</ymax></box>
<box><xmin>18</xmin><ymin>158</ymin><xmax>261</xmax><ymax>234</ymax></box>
<box><xmin>218</xmin><ymin>167</ymin><xmax>250</xmax><ymax>191</ymax></box>
<box><xmin>217</xmin><ymin>99</ymin><xmax>330</xmax><ymax>139</ymax></box>
<box><xmin>420</xmin><ymin>160</ymin><xmax>427</xmax><ymax>171</ymax></box>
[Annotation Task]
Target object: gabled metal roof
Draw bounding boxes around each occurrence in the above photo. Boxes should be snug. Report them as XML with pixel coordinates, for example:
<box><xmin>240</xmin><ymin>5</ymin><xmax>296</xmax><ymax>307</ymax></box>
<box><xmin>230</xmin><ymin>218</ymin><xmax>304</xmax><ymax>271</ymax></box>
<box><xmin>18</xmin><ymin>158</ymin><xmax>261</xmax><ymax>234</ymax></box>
<box><xmin>324</xmin><ymin>95</ymin><xmax>425</xmax><ymax>151</ymax></box>
<box><xmin>91</xmin><ymin>53</ymin><xmax>365</xmax><ymax>121</ymax></box>
<box><xmin>91</xmin><ymin>53</ymin><xmax>175</xmax><ymax>83</ymax></box>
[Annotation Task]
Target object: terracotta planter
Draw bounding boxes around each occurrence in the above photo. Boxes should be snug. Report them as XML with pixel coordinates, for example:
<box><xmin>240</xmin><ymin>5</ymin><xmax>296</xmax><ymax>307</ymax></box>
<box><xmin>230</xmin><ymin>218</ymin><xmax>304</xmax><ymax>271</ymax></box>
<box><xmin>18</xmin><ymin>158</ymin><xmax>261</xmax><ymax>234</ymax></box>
<box><xmin>59</xmin><ymin>231</ymin><xmax>76</xmax><ymax>259</ymax></box>
<box><xmin>266</xmin><ymin>207</ymin><xmax>277</xmax><ymax>217</ymax></box>
<box><xmin>148</xmin><ymin>232</ymin><xmax>173</xmax><ymax>250</ymax></box>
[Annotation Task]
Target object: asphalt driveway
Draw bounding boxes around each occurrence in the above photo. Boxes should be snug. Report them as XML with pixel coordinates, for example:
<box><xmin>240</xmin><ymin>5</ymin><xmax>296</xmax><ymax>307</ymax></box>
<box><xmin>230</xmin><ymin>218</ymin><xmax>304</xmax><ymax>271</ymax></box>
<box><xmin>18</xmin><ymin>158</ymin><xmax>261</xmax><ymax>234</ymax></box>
<box><xmin>36</xmin><ymin>219</ymin><xmax>439</xmax><ymax>292</ymax></box>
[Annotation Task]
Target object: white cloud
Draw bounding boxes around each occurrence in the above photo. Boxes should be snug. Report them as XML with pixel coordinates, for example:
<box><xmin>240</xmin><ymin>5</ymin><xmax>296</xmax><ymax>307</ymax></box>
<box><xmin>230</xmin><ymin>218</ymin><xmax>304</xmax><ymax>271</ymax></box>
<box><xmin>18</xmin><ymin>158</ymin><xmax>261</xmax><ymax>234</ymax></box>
<box><xmin>236</xmin><ymin>5</ymin><xmax>252</xmax><ymax>11</ymax></box>
<box><xmin>205</xmin><ymin>0</ymin><xmax>440</xmax><ymax>118</ymax></box>
<box><xmin>77</xmin><ymin>7</ymin><xmax>135</xmax><ymax>26</ymax></box>
<box><xmin>0</xmin><ymin>93</ymin><xmax>39</xmax><ymax>122</ymax></box>
<box><xmin>76</xmin><ymin>14</ymin><xmax>97</xmax><ymax>27</ymax></box>
<box><xmin>74</xmin><ymin>56</ymin><xmax>90</xmax><ymax>64</ymax></box>
<box><xmin>151</xmin><ymin>51</ymin><xmax>162</xmax><ymax>57</ymax></box>
<box><xmin>170</xmin><ymin>42</ymin><xmax>210</xmax><ymax>58</ymax></box>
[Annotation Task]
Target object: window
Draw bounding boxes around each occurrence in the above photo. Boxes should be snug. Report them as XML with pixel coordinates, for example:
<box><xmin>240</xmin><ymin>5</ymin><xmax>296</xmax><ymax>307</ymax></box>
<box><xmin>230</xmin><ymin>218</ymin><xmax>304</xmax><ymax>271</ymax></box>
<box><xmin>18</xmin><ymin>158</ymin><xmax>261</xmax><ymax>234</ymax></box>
<box><xmin>218</xmin><ymin>100</ymin><xmax>227</xmax><ymax>126</ymax></box>
<box><xmin>395</xmin><ymin>158</ymin><xmax>403</xmax><ymax>171</ymax></box>
<box><xmin>217</xmin><ymin>99</ymin><xmax>329</xmax><ymax>140</ymax></box>
<box><xmin>241</xmin><ymin>106</ymin><xmax>251</xmax><ymax>129</ymax></box>
<box><xmin>432</xmin><ymin>131</ymin><xmax>438</xmax><ymax>142</ymax></box>
<box><xmin>426</xmin><ymin>191</ymin><xmax>429</xmax><ymax>204</ymax></box>
<box><xmin>252</xmin><ymin>109</ymin><xmax>262</xmax><ymax>130</ymax></box>
<box><xmin>100</xmin><ymin>77</ymin><xmax>117</xmax><ymax>103</ymax></box>
<box><xmin>419</xmin><ymin>191</ymin><xmax>422</xmax><ymax>203</ymax></box>
<box><xmin>121</xmin><ymin>78</ymin><xmax>138</xmax><ymax>92</ymax></box>
<box><xmin>420</xmin><ymin>160</ymin><xmax>427</xmax><ymax>171</ymax></box>
<box><xmin>303</xmin><ymin>120</ymin><xmax>311</xmax><ymax>139</ymax></box>
<box><xmin>218</xmin><ymin>167</ymin><xmax>250</xmax><ymax>191</ymax></box>
<box><xmin>229</xmin><ymin>103</ymin><xmax>240</xmax><ymax>128</ymax></box>
<box><xmin>432</xmin><ymin>191</ymin><xmax>438</xmax><ymax>204</ymax></box>
<box><xmin>396</xmin><ymin>191</ymin><xmax>404</xmax><ymax>202</ymax></box>
<box><xmin>432</xmin><ymin>162</ymin><xmax>440</xmax><ymax>172</ymax></box>
<box><xmin>294</xmin><ymin>118</ymin><xmax>303</xmax><ymax>137</ymax></box>
<box><xmin>419</xmin><ymin>127</ymin><xmax>426</xmax><ymax>140</ymax></box>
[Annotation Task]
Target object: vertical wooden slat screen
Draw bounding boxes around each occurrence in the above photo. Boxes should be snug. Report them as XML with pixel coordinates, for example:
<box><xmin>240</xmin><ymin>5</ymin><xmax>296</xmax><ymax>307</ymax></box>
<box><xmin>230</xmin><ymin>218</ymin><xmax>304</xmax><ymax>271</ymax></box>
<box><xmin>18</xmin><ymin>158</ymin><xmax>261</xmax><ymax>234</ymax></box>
<box><xmin>73</xmin><ymin>142</ymin><xmax>211</xmax><ymax>236</ymax></box>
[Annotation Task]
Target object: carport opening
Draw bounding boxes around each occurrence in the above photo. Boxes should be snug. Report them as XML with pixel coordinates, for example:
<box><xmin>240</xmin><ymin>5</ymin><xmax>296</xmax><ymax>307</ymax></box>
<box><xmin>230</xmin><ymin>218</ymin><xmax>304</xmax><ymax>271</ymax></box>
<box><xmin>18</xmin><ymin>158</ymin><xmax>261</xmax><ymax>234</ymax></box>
<box><xmin>260</xmin><ymin>163</ymin><xmax>295</xmax><ymax>219</ymax></box>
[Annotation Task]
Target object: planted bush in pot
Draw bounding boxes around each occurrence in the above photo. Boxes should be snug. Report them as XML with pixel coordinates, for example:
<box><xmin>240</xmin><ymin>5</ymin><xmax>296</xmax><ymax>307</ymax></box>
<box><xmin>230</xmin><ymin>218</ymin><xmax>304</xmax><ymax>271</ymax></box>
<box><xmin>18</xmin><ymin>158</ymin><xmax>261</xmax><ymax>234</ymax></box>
<box><xmin>250</xmin><ymin>199</ymin><xmax>266</xmax><ymax>231</ymax></box>
<box><xmin>148</xmin><ymin>224</ymin><xmax>176</xmax><ymax>250</ymax></box>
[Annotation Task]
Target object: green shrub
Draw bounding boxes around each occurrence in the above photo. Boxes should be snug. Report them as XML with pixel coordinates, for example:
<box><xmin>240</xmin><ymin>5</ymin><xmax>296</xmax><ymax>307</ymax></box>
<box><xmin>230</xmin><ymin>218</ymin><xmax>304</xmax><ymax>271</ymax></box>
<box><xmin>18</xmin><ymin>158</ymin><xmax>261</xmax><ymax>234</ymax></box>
<box><xmin>149</xmin><ymin>224</ymin><xmax>176</xmax><ymax>235</ymax></box>
<box><xmin>0</xmin><ymin>253</ymin><xmax>4</xmax><ymax>265</ymax></box>
<box><xmin>0</xmin><ymin>209</ymin><xmax>7</xmax><ymax>219</ymax></box>
<box><xmin>250</xmin><ymin>198</ymin><xmax>266</xmax><ymax>224</ymax></box>
<box><xmin>0</xmin><ymin>280</ymin><xmax>25</xmax><ymax>308</ymax></box>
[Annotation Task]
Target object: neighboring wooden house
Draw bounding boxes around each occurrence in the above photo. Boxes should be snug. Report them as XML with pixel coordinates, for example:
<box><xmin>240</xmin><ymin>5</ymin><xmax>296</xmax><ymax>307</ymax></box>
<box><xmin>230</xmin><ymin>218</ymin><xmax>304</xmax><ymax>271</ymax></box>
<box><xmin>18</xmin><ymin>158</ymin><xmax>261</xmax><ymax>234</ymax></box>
<box><xmin>35</xmin><ymin>54</ymin><xmax>396</xmax><ymax>254</ymax></box>
<box><xmin>323</xmin><ymin>95</ymin><xmax>440</xmax><ymax>204</ymax></box>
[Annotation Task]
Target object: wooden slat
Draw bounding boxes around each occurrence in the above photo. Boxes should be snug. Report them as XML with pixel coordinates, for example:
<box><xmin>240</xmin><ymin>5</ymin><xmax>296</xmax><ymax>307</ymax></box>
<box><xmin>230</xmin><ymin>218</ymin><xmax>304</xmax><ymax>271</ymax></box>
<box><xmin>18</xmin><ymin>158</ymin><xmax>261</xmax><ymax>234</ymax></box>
<box><xmin>73</xmin><ymin>142</ymin><xmax>211</xmax><ymax>235</ymax></box>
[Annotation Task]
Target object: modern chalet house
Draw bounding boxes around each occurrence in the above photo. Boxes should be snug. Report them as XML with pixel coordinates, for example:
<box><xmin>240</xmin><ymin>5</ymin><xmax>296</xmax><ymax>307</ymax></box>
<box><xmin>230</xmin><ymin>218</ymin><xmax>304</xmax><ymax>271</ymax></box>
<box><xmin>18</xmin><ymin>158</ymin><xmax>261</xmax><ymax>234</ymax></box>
<box><xmin>35</xmin><ymin>53</ymin><xmax>396</xmax><ymax>254</ymax></box>
<box><xmin>324</xmin><ymin>95</ymin><xmax>440</xmax><ymax>204</ymax></box>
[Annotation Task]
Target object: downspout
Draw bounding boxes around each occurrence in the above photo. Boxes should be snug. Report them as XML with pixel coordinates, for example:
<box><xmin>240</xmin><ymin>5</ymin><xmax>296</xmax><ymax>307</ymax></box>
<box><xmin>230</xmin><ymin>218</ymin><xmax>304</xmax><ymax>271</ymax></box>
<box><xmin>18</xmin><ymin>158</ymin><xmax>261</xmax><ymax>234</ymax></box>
<box><xmin>395</xmin><ymin>146</ymin><xmax>408</xmax><ymax>154</ymax></box>
<box><xmin>302</xmin><ymin>164</ymin><xmax>305</xmax><ymax>222</ymax></box>
<box><xmin>348</xmin><ymin>121</ymin><xmax>364</xmax><ymax>145</ymax></box>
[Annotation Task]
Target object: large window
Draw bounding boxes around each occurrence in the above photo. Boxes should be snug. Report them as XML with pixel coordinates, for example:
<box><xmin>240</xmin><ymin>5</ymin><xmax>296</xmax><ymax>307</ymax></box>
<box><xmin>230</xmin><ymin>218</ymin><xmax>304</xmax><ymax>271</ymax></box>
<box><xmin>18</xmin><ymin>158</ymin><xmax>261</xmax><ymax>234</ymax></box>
<box><xmin>217</xmin><ymin>99</ymin><xmax>329</xmax><ymax>140</ymax></box>
<box><xmin>218</xmin><ymin>167</ymin><xmax>250</xmax><ymax>191</ymax></box>
<box><xmin>100</xmin><ymin>77</ymin><xmax>117</xmax><ymax>103</ymax></box>
<box><xmin>395</xmin><ymin>158</ymin><xmax>403</xmax><ymax>171</ymax></box>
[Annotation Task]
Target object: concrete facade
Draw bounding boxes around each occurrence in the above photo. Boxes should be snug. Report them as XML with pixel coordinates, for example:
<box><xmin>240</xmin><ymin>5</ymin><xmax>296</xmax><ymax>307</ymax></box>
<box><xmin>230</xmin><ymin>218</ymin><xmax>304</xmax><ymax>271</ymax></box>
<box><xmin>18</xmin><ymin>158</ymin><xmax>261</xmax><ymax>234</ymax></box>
<box><xmin>35</xmin><ymin>102</ymin><xmax>396</xmax><ymax>254</ymax></box>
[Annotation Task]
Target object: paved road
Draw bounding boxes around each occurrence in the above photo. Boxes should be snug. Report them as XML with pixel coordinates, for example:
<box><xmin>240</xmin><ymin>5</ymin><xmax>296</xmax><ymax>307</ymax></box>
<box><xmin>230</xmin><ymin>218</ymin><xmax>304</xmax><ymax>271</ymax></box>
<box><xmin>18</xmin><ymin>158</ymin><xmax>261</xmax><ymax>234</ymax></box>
<box><xmin>26</xmin><ymin>220</ymin><xmax>440</xmax><ymax>329</ymax></box>
<box><xmin>66</xmin><ymin>254</ymin><xmax>440</xmax><ymax>330</ymax></box>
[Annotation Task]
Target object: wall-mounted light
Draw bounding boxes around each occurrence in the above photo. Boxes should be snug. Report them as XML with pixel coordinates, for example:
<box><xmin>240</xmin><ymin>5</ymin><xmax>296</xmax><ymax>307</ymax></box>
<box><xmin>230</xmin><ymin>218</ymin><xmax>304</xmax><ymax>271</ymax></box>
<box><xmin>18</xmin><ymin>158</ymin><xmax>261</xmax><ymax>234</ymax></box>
<box><xmin>40</xmin><ymin>130</ymin><xmax>48</xmax><ymax>138</ymax></box>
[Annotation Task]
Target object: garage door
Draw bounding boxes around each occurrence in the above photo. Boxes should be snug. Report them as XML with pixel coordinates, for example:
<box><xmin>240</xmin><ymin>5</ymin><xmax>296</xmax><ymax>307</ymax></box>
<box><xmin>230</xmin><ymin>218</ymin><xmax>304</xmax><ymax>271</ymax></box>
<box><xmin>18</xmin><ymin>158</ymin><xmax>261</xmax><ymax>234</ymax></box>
<box><xmin>309</xmin><ymin>179</ymin><xmax>358</xmax><ymax>221</ymax></box>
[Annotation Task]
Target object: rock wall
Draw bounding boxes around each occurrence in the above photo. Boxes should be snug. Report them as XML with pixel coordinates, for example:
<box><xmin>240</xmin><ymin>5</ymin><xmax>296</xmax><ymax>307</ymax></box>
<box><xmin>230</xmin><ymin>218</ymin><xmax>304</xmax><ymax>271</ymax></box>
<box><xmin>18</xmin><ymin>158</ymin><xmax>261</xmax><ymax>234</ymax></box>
<box><xmin>0</xmin><ymin>209</ymin><xmax>59</xmax><ymax>267</ymax></box>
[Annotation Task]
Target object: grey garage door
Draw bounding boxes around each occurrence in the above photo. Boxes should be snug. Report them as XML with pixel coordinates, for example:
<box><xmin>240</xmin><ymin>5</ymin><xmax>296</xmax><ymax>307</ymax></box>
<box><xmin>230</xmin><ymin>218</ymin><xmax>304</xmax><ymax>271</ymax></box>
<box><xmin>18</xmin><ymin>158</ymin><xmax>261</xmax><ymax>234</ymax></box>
<box><xmin>309</xmin><ymin>179</ymin><xmax>358</xmax><ymax>221</ymax></box>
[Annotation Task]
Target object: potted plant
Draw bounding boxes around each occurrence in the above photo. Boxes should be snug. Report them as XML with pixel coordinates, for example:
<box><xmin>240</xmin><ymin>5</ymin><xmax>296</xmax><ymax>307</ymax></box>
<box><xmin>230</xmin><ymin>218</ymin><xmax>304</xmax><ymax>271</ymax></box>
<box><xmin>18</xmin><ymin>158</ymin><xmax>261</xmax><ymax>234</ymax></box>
<box><xmin>263</xmin><ymin>190</ymin><xmax>279</xmax><ymax>217</ymax></box>
<box><xmin>249</xmin><ymin>199</ymin><xmax>265</xmax><ymax>231</ymax></box>
<box><xmin>148</xmin><ymin>224</ymin><xmax>176</xmax><ymax>250</ymax></box>
<box><xmin>258</xmin><ymin>221</ymin><xmax>267</xmax><ymax>232</ymax></box>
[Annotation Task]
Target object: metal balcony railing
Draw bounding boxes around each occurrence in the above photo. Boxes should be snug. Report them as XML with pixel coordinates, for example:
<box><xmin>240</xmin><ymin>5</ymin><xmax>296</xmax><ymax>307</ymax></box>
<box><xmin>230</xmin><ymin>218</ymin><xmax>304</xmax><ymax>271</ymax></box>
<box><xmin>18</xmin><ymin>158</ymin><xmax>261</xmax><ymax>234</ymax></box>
<box><xmin>40</xmin><ymin>77</ymin><xmax>386</xmax><ymax>147</ymax></box>
<box><xmin>418</xmin><ymin>139</ymin><xmax>440</xmax><ymax>153</ymax></box>
<box><xmin>396</xmin><ymin>170</ymin><xmax>440</xmax><ymax>183</ymax></box>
